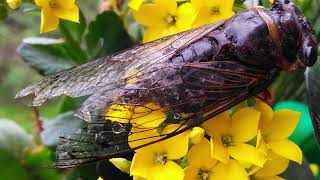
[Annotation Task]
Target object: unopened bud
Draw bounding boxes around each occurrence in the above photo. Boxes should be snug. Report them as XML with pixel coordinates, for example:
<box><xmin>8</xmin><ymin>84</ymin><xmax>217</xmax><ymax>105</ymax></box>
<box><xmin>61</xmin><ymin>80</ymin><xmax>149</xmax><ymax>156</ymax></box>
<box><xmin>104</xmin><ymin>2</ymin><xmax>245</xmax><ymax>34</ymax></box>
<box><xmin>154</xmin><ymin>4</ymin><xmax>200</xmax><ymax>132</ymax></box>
<box><xmin>189</xmin><ymin>127</ymin><xmax>205</xmax><ymax>145</ymax></box>
<box><xmin>109</xmin><ymin>158</ymin><xmax>131</xmax><ymax>174</ymax></box>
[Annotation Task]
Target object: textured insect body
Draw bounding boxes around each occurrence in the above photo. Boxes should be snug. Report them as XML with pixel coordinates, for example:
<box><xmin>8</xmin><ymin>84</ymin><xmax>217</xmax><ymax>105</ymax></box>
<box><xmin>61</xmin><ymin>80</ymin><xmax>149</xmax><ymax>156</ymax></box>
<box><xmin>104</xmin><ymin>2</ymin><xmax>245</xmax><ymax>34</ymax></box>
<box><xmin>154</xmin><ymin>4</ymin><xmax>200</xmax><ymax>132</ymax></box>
<box><xmin>16</xmin><ymin>0</ymin><xmax>318</xmax><ymax>168</ymax></box>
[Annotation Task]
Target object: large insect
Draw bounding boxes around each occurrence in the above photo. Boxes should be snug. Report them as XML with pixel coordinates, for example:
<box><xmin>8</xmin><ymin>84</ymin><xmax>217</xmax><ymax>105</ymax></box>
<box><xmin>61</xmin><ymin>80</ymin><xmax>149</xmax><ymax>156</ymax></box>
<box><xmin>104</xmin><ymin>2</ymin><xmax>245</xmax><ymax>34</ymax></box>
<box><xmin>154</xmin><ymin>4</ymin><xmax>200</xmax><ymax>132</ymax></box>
<box><xmin>16</xmin><ymin>0</ymin><xmax>319</xmax><ymax>168</ymax></box>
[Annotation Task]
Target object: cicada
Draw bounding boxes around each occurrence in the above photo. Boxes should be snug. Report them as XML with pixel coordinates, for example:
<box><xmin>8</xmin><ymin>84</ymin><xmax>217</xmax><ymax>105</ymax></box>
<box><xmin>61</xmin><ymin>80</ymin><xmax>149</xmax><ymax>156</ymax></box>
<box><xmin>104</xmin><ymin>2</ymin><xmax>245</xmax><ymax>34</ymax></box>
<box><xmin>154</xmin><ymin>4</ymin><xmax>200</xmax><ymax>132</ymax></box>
<box><xmin>16</xmin><ymin>0</ymin><xmax>319</xmax><ymax>168</ymax></box>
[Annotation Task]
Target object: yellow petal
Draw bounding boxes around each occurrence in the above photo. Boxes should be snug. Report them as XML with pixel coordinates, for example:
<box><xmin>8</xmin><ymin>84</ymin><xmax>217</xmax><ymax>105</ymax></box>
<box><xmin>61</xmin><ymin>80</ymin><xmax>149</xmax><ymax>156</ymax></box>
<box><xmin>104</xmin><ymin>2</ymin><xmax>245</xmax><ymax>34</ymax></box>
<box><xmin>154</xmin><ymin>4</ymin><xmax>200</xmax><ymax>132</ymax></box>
<box><xmin>231</xmin><ymin>108</ymin><xmax>260</xmax><ymax>143</ymax></box>
<box><xmin>143</xmin><ymin>25</ymin><xmax>178</xmax><ymax>42</ymax></box>
<box><xmin>150</xmin><ymin>161</ymin><xmax>184</xmax><ymax>180</ymax></box>
<box><xmin>130</xmin><ymin>151</ymin><xmax>155</xmax><ymax>178</ymax></box>
<box><xmin>132</xmin><ymin>4</ymin><xmax>167</xmax><ymax>27</ymax></box>
<box><xmin>128</xmin><ymin>0</ymin><xmax>145</xmax><ymax>11</ymax></box>
<box><xmin>228</xmin><ymin>143</ymin><xmax>266</xmax><ymax>167</ymax></box>
<box><xmin>128</xmin><ymin>127</ymin><xmax>162</xmax><ymax>150</ymax></box>
<box><xmin>189</xmin><ymin>127</ymin><xmax>205</xmax><ymax>145</ymax></box>
<box><xmin>40</xmin><ymin>8</ymin><xmax>59</xmax><ymax>33</ymax></box>
<box><xmin>109</xmin><ymin>158</ymin><xmax>131</xmax><ymax>174</ymax></box>
<box><xmin>192</xmin><ymin>6</ymin><xmax>212</xmax><ymax>27</ymax></box>
<box><xmin>131</xmin><ymin>152</ymin><xmax>184</xmax><ymax>180</ymax></box>
<box><xmin>163</xmin><ymin>125</ymin><xmax>190</xmax><ymax>159</ymax></box>
<box><xmin>52</xmin><ymin>5</ymin><xmax>79</xmax><ymax>22</ymax></box>
<box><xmin>35</xmin><ymin>0</ymin><xmax>49</xmax><ymax>7</ymax></box>
<box><xmin>254</xmin><ymin>151</ymin><xmax>289</xmax><ymax>177</ymax></box>
<box><xmin>154</xmin><ymin>0</ymin><xmax>177</xmax><ymax>15</ymax></box>
<box><xmin>97</xmin><ymin>177</ymin><xmax>104</xmax><ymax>180</ymax></box>
<box><xmin>133</xmin><ymin>176</ymin><xmax>147</xmax><ymax>180</ymax></box>
<box><xmin>268</xmin><ymin>139</ymin><xmax>302</xmax><ymax>164</ymax></box>
<box><xmin>254</xmin><ymin>176</ymin><xmax>285</xmax><ymax>180</ymax></box>
<box><xmin>265</xmin><ymin>110</ymin><xmax>301</xmax><ymax>141</ymax></box>
<box><xmin>188</xmin><ymin>138</ymin><xmax>217</xmax><ymax>169</ymax></box>
<box><xmin>57</xmin><ymin>0</ymin><xmax>76</xmax><ymax>9</ymax></box>
<box><xmin>255</xmin><ymin>99</ymin><xmax>274</xmax><ymax>130</ymax></box>
<box><xmin>183</xmin><ymin>166</ymin><xmax>201</xmax><ymax>180</ymax></box>
<box><xmin>219</xmin><ymin>0</ymin><xmax>235</xmax><ymax>18</ymax></box>
<box><xmin>210</xmin><ymin>160</ymin><xmax>248</xmax><ymax>180</ymax></box>
<box><xmin>175</xmin><ymin>3</ymin><xmax>196</xmax><ymax>31</ymax></box>
<box><xmin>210</xmin><ymin>137</ymin><xmax>229</xmax><ymax>164</ymax></box>
<box><xmin>203</xmin><ymin>112</ymin><xmax>231</xmax><ymax>138</ymax></box>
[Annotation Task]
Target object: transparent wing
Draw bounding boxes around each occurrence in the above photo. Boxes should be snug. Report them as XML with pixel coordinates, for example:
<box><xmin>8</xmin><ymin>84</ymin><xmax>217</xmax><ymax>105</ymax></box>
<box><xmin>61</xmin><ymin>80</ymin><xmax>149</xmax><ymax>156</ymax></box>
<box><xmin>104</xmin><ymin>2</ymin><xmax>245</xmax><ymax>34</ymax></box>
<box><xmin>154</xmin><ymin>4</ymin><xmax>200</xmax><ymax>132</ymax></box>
<box><xmin>16</xmin><ymin>21</ymin><xmax>225</xmax><ymax>106</ymax></box>
<box><xmin>54</xmin><ymin>61</ymin><xmax>279</xmax><ymax>168</ymax></box>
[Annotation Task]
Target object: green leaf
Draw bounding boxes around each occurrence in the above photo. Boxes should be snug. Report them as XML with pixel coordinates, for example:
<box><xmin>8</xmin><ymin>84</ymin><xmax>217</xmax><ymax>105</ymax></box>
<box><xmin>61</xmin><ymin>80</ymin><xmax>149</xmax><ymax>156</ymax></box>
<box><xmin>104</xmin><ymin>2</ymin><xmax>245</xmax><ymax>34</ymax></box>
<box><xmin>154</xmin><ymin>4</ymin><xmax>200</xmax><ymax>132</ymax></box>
<box><xmin>59</xmin><ymin>11</ymin><xmax>86</xmax><ymax>44</ymax></box>
<box><xmin>0</xmin><ymin>149</ymin><xmax>31</xmax><ymax>180</ymax></box>
<box><xmin>86</xmin><ymin>11</ymin><xmax>132</xmax><ymax>58</ymax></box>
<box><xmin>59</xmin><ymin>96</ymin><xmax>78</xmax><ymax>113</ymax></box>
<box><xmin>23</xmin><ymin>146</ymin><xmax>63</xmax><ymax>180</ymax></box>
<box><xmin>0</xmin><ymin>4</ymin><xmax>8</xmax><ymax>20</ymax></box>
<box><xmin>59</xmin><ymin>11</ymin><xmax>88</xmax><ymax>64</ymax></box>
<box><xmin>17</xmin><ymin>37</ymin><xmax>74</xmax><ymax>75</ymax></box>
<box><xmin>40</xmin><ymin>112</ymin><xmax>87</xmax><ymax>146</ymax></box>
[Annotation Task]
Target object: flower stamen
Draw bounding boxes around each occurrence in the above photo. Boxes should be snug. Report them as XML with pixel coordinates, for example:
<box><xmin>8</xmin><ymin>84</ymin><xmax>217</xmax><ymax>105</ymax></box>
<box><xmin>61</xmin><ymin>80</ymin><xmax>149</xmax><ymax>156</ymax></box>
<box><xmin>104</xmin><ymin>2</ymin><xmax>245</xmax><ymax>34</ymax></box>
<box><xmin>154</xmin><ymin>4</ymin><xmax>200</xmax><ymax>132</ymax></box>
<box><xmin>154</xmin><ymin>153</ymin><xmax>168</xmax><ymax>165</ymax></box>
<box><xmin>212</xmin><ymin>7</ymin><xmax>220</xmax><ymax>15</ymax></box>
<box><xmin>49</xmin><ymin>0</ymin><xmax>59</xmax><ymax>8</ymax></box>
<box><xmin>221</xmin><ymin>135</ymin><xmax>232</xmax><ymax>147</ymax></box>
<box><xmin>198</xmin><ymin>169</ymin><xmax>211</xmax><ymax>180</ymax></box>
<box><xmin>165</xmin><ymin>15</ymin><xmax>176</xmax><ymax>25</ymax></box>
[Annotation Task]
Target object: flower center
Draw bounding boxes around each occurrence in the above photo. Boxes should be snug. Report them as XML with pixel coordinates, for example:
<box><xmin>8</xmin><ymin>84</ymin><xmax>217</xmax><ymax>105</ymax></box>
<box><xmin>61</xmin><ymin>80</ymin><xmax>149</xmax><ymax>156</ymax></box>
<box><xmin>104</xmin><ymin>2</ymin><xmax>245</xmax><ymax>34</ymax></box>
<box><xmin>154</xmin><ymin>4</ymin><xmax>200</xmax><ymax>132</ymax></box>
<box><xmin>154</xmin><ymin>153</ymin><xmax>168</xmax><ymax>165</ymax></box>
<box><xmin>221</xmin><ymin>135</ymin><xmax>232</xmax><ymax>147</ymax></box>
<box><xmin>198</xmin><ymin>169</ymin><xmax>210</xmax><ymax>180</ymax></box>
<box><xmin>48</xmin><ymin>0</ymin><xmax>59</xmax><ymax>8</ymax></box>
<box><xmin>165</xmin><ymin>15</ymin><xmax>176</xmax><ymax>25</ymax></box>
<box><xmin>211</xmin><ymin>7</ymin><xmax>220</xmax><ymax>15</ymax></box>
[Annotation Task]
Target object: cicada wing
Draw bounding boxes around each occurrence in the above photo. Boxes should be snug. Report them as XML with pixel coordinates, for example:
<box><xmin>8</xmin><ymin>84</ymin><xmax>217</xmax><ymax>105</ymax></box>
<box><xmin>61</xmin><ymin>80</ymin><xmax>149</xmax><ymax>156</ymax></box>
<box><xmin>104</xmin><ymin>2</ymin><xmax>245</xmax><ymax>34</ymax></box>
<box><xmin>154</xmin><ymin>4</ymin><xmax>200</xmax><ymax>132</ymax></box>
<box><xmin>55</xmin><ymin>61</ymin><xmax>278</xmax><ymax>168</ymax></box>
<box><xmin>305</xmin><ymin>61</ymin><xmax>320</xmax><ymax>145</ymax></box>
<box><xmin>15</xmin><ymin>21</ymin><xmax>225</xmax><ymax>106</ymax></box>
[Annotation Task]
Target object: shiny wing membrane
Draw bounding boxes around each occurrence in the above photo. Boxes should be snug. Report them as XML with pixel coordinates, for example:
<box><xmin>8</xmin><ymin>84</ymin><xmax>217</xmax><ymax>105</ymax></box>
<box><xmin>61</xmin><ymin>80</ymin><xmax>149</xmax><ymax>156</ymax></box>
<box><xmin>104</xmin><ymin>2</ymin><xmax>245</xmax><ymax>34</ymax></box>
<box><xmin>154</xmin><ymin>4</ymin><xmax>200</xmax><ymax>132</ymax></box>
<box><xmin>305</xmin><ymin>61</ymin><xmax>320</xmax><ymax>144</ymax></box>
<box><xmin>55</xmin><ymin>60</ymin><xmax>278</xmax><ymax>168</ymax></box>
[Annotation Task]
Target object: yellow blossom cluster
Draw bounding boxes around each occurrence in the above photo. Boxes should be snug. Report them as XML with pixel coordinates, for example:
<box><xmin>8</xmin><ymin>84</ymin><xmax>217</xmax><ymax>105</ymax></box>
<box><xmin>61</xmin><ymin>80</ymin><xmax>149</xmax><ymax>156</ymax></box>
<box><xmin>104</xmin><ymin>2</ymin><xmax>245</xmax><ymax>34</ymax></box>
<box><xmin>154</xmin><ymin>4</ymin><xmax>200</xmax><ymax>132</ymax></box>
<box><xmin>129</xmin><ymin>0</ymin><xmax>235</xmax><ymax>42</ymax></box>
<box><xmin>106</xmin><ymin>99</ymin><xmax>302</xmax><ymax>180</ymax></box>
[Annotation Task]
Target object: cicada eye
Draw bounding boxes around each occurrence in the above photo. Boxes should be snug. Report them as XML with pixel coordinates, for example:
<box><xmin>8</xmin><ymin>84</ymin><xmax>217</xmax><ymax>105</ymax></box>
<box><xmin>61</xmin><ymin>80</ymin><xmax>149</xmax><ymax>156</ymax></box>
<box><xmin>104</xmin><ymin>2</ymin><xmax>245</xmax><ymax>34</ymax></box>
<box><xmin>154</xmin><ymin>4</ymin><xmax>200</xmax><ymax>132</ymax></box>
<box><xmin>303</xmin><ymin>45</ymin><xmax>318</xmax><ymax>67</ymax></box>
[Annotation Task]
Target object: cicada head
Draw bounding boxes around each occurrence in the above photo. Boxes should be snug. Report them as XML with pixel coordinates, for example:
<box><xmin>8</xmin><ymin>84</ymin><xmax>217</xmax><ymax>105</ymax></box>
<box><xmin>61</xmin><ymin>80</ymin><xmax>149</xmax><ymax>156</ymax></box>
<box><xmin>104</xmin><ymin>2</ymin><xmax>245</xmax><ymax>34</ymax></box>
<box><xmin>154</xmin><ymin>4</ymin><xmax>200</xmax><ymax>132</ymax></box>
<box><xmin>272</xmin><ymin>0</ymin><xmax>318</xmax><ymax>68</ymax></box>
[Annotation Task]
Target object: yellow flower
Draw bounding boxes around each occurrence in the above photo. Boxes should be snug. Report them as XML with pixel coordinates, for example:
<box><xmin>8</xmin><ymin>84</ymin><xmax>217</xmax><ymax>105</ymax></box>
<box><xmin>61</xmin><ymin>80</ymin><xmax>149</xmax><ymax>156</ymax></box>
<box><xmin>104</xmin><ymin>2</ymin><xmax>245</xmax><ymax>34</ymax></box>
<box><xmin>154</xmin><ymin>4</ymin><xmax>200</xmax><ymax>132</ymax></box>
<box><xmin>35</xmin><ymin>0</ymin><xmax>79</xmax><ymax>33</ymax></box>
<box><xmin>191</xmin><ymin>0</ymin><xmax>235</xmax><ymax>27</ymax></box>
<box><xmin>132</xmin><ymin>0</ymin><xmax>197</xmax><ymax>42</ymax></box>
<box><xmin>6</xmin><ymin>0</ymin><xmax>22</xmax><ymax>9</ymax></box>
<box><xmin>130</xmin><ymin>125</ymin><xmax>190</xmax><ymax>180</ymax></box>
<box><xmin>97</xmin><ymin>177</ymin><xmax>104</xmax><ymax>180</ymax></box>
<box><xmin>249</xmin><ymin>137</ymin><xmax>288</xmax><ymax>180</ymax></box>
<box><xmin>203</xmin><ymin>108</ymin><xmax>266</xmax><ymax>167</ymax></box>
<box><xmin>255</xmin><ymin>100</ymin><xmax>302</xmax><ymax>164</ymax></box>
<box><xmin>106</xmin><ymin>103</ymin><xmax>166</xmax><ymax>128</ymax></box>
<box><xmin>184</xmin><ymin>138</ymin><xmax>248</xmax><ymax>180</ymax></box>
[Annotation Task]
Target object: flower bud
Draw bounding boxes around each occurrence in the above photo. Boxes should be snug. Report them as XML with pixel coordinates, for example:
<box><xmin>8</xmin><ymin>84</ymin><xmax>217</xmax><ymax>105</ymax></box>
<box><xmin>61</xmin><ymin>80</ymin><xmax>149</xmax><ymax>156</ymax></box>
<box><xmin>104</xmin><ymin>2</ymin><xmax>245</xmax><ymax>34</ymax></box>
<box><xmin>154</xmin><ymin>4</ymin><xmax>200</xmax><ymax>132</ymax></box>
<box><xmin>109</xmin><ymin>158</ymin><xmax>131</xmax><ymax>174</ymax></box>
<box><xmin>189</xmin><ymin>127</ymin><xmax>205</xmax><ymax>145</ymax></box>
<box><xmin>6</xmin><ymin>0</ymin><xmax>22</xmax><ymax>9</ymax></box>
